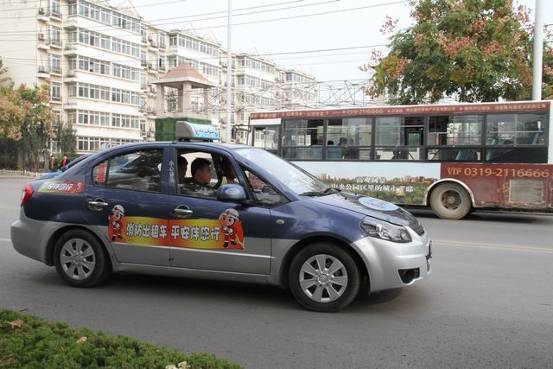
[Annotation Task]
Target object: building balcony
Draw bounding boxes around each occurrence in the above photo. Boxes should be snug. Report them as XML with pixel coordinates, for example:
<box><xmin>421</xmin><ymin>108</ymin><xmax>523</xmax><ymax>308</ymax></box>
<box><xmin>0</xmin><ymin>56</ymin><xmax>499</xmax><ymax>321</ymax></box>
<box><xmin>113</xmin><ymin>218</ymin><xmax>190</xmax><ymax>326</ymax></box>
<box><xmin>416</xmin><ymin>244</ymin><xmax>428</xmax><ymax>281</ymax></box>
<box><xmin>50</xmin><ymin>41</ymin><xmax>62</xmax><ymax>49</ymax></box>
<box><xmin>63</xmin><ymin>19</ymin><xmax>78</xmax><ymax>29</ymax></box>
<box><xmin>37</xmin><ymin>66</ymin><xmax>50</xmax><ymax>79</ymax></box>
<box><xmin>63</xmin><ymin>44</ymin><xmax>78</xmax><ymax>56</ymax></box>
<box><xmin>37</xmin><ymin>34</ymin><xmax>50</xmax><ymax>50</ymax></box>
<box><xmin>148</xmin><ymin>39</ymin><xmax>159</xmax><ymax>51</ymax></box>
<box><xmin>50</xmin><ymin>9</ymin><xmax>61</xmax><ymax>20</ymax></box>
<box><xmin>37</xmin><ymin>7</ymin><xmax>49</xmax><ymax>22</ymax></box>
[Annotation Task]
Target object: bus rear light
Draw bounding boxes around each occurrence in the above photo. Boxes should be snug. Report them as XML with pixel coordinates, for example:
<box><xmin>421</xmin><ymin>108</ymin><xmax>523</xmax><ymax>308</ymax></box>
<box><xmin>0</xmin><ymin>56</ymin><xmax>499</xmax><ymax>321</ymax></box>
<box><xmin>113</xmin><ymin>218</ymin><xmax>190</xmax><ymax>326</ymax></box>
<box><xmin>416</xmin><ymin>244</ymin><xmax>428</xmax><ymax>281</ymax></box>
<box><xmin>21</xmin><ymin>184</ymin><xmax>34</xmax><ymax>207</ymax></box>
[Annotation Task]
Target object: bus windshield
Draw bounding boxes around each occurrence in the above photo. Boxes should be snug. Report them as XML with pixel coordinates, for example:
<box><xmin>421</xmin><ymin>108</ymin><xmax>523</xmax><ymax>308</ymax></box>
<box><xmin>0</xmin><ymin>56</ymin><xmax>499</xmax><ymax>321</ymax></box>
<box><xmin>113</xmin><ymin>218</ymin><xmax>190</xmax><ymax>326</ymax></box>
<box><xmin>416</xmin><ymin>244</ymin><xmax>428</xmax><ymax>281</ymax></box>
<box><xmin>236</xmin><ymin>148</ymin><xmax>329</xmax><ymax>196</ymax></box>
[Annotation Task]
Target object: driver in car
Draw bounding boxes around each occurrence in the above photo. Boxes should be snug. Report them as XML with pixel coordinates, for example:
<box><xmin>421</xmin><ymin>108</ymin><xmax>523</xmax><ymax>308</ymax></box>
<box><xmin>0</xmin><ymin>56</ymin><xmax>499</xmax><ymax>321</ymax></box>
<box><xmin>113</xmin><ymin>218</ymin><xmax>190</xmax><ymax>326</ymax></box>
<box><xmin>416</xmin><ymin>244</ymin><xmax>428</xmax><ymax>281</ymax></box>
<box><xmin>183</xmin><ymin>158</ymin><xmax>216</xmax><ymax>197</ymax></box>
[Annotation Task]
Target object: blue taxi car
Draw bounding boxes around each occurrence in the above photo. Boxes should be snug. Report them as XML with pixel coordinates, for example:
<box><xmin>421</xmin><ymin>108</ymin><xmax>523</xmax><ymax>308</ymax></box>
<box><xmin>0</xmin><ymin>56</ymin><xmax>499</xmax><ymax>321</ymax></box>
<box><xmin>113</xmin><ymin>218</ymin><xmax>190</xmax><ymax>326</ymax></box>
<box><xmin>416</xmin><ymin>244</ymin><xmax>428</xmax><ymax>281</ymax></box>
<box><xmin>11</xmin><ymin>142</ymin><xmax>431</xmax><ymax>312</ymax></box>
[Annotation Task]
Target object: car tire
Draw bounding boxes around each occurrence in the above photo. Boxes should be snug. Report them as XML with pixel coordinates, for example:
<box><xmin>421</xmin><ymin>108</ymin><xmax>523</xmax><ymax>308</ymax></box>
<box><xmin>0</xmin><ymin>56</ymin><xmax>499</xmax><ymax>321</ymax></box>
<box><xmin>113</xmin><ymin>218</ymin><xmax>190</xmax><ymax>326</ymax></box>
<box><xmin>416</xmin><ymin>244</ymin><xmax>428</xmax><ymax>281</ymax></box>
<box><xmin>54</xmin><ymin>229</ymin><xmax>111</xmax><ymax>287</ymax></box>
<box><xmin>288</xmin><ymin>243</ymin><xmax>361</xmax><ymax>312</ymax></box>
<box><xmin>430</xmin><ymin>182</ymin><xmax>472</xmax><ymax>220</ymax></box>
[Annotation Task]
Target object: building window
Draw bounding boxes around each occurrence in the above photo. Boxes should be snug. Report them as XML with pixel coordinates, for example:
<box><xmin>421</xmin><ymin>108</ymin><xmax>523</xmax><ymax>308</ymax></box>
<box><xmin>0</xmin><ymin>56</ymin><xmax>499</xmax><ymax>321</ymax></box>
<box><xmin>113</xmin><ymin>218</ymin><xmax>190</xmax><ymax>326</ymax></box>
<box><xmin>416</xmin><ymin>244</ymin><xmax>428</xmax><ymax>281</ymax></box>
<box><xmin>51</xmin><ymin>82</ymin><xmax>61</xmax><ymax>102</ymax></box>
<box><xmin>50</xmin><ymin>26</ymin><xmax>61</xmax><ymax>46</ymax></box>
<box><xmin>50</xmin><ymin>0</ymin><xmax>61</xmax><ymax>17</ymax></box>
<box><xmin>50</xmin><ymin>54</ymin><xmax>61</xmax><ymax>74</ymax></box>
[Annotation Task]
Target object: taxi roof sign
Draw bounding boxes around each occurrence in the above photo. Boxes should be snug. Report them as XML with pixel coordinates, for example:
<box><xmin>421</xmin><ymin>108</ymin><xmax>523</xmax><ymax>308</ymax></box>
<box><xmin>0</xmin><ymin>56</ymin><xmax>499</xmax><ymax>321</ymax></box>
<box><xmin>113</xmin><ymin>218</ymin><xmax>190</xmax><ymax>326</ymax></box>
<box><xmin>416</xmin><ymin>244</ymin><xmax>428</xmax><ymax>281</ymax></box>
<box><xmin>176</xmin><ymin>121</ymin><xmax>220</xmax><ymax>142</ymax></box>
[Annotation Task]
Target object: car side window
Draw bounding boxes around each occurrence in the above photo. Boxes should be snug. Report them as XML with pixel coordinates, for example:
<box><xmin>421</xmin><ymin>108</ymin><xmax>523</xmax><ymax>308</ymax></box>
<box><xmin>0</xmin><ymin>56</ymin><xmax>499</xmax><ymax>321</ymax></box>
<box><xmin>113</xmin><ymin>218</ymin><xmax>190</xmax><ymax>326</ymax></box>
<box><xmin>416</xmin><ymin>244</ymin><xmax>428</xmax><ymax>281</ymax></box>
<box><xmin>242</xmin><ymin>167</ymin><xmax>287</xmax><ymax>206</ymax></box>
<box><xmin>93</xmin><ymin>149</ymin><xmax>163</xmax><ymax>192</ymax></box>
<box><xmin>176</xmin><ymin>150</ymin><xmax>220</xmax><ymax>199</ymax></box>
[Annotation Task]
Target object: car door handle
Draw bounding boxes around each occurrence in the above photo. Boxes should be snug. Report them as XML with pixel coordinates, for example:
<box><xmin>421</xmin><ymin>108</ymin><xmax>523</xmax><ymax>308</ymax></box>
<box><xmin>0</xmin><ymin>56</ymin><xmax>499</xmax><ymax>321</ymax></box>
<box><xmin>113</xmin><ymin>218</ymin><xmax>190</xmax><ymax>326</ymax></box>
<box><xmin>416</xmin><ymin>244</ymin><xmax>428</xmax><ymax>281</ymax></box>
<box><xmin>88</xmin><ymin>200</ymin><xmax>109</xmax><ymax>211</ymax></box>
<box><xmin>173</xmin><ymin>208</ymin><xmax>193</xmax><ymax>218</ymax></box>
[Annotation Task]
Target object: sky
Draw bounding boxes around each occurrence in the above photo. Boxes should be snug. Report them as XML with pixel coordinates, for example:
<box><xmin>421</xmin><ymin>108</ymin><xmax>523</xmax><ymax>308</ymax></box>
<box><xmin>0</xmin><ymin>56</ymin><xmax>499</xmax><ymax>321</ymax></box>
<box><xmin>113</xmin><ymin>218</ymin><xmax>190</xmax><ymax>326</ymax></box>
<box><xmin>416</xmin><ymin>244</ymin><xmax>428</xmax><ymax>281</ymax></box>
<box><xmin>117</xmin><ymin>0</ymin><xmax>553</xmax><ymax>83</ymax></box>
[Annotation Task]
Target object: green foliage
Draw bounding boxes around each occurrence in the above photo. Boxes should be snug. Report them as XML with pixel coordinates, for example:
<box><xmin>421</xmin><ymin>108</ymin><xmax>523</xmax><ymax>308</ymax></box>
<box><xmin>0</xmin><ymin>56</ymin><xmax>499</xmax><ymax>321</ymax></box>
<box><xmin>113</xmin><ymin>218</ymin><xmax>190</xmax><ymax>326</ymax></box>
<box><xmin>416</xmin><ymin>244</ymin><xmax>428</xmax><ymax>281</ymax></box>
<box><xmin>18</xmin><ymin>85</ymin><xmax>54</xmax><ymax>171</ymax></box>
<box><xmin>0</xmin><ymin>58</ymin><xmax>56</xmax><ymax>170</ymax></box>
<box><xmin>0</xmin><ymin>310</ymin><xmax>242</xmax><ymax>369</ymax></box>
<box><xmin>368</xmin><ymin>0</ymin><xmax>553</xmax><ymax>104</ymax></box>
<box><xmin>54</xmin><ymin>122</ymin><xmax>77</xmax><ymax>157</ymax></box>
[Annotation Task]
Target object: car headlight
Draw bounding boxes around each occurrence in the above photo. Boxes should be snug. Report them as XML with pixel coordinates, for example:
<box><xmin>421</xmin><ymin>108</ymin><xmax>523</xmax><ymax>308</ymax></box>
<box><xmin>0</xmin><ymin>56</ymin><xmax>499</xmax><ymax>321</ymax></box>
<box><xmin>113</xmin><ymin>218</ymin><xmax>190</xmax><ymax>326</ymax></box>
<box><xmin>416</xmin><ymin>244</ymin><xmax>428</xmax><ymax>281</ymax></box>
<box><xmin>360</xmin><ymin>216</ymin><xmax>412</xmax><ymax>243</ymax></box>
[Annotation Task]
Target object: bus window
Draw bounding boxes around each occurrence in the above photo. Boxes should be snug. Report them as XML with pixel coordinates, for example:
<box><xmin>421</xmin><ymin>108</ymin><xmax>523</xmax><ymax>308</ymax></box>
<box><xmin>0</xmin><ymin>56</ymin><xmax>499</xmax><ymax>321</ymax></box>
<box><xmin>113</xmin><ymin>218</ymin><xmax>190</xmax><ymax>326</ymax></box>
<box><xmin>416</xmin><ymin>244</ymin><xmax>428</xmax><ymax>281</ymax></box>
<box><xmin>427</xmin><ymin>148</ymin><xmax>481</xmax><ymax>161</ymax></box>
<box><xmin>326</xmin><ymin>118</ymin><xmax>372</xmax><ymax>160</ymax></box>
<box><xmin>487</xmin><ymin>114</ymin><xmax>545</xmax><ymax>145</ymax></box>
<box><xmin>428</xmin><ymin>116</ymin><xmax>450</xmax><ymax>145</ymax></box>
<box><xmin>253</xmin><ymin>126</ymin><xmax>279</xmax><ymax>153</ymax></box>
<box><xmin>375</xmin><ymin>116</ymin><xmax>423</xmax><ymax>160</ymax></box>
<box><xmin>485</xmin><ymin>147</ymin><xmax>548</xmax><ymax>163</ymax></box>
<box><xmin>282</xmin><ymin>119</ymin><xmax>324</xmax><ymax>160</ymax></box>
<box><xmin>428</xmin><ymin>115</ymin><xmax>483</xmax><ymax>146</ymax></box>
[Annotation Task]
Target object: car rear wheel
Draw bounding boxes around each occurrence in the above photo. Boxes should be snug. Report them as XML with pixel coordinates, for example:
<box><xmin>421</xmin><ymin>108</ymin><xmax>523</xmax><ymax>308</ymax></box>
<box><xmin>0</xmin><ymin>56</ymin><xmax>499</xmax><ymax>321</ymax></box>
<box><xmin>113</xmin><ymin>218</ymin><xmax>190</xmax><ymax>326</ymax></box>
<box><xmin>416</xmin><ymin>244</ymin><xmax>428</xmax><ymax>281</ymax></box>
<box><xmin>288</xmin><ymin>243</ymin><xmax>361</xmax><ymax>312</ymax></box>
<box><xmin>54</xmin><ymin>229</ymin><xmax>110</xmax><ymax>287</ymax></box>
<box><xmin>430</xmin><ymin>182</ymin><xmax>472</xmax><ymax>220</ymax></box>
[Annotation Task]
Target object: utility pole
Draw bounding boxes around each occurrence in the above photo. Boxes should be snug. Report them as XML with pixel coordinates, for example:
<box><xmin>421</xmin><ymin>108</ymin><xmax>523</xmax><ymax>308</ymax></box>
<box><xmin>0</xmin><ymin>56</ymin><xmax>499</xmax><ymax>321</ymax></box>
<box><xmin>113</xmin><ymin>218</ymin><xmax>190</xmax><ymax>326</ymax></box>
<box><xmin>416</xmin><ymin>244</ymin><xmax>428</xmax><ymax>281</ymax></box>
<box><xmin>225</xmin><ymin>0</ymin><xmax>233</xmax><ymax>142</ymax></box>
<box><xmin>532</xmin><ymin>0</ymin><xmax>544</xmax><ymax>100</ymax></box>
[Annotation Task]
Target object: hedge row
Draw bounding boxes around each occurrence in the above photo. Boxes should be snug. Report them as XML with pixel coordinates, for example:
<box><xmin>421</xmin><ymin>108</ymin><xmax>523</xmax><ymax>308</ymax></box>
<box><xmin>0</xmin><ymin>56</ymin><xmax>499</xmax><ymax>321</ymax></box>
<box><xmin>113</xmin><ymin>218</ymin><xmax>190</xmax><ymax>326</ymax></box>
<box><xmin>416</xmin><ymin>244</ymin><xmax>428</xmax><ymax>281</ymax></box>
<box><xmin>0</xmin><ymin>310</ymin><xmax>242</xmax><ymax>369</ymax></box>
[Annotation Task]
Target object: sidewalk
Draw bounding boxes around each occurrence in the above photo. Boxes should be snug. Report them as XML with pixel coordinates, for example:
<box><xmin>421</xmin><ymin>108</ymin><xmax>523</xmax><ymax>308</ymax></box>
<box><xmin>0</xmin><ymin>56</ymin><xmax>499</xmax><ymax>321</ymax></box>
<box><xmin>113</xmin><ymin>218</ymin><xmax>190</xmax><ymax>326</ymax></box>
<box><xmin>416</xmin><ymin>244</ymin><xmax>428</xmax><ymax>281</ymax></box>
<box><xmin>0</xmin><ymin>169</ymin><xmax>40</xmax><ymax>179</ymax></box>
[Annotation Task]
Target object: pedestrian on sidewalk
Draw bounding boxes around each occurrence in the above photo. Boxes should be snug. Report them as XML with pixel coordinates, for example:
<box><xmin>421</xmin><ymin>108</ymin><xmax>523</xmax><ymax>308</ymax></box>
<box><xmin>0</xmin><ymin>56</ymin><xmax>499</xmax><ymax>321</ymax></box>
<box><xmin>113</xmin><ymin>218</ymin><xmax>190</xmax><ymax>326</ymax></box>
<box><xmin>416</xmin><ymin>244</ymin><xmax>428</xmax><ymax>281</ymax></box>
<box><xmin>59</xmin><ymin>155</ymin><xmax>70</xmax><ymax>169</ymax></box>
<box><xmin>48</xmin><ymin>155</ymin><xmax>58</xmax><ymax>172</ymax></box>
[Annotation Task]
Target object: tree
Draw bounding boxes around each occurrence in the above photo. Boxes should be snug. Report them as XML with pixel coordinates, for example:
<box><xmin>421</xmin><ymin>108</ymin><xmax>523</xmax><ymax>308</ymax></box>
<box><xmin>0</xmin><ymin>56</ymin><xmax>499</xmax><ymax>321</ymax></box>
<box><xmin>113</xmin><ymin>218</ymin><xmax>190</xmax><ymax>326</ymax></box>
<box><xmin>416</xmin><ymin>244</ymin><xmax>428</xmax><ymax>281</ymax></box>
<box><xmin>0</xmin><ymin>58</ymin><xmax>24</xmax><ymax>140</ymax></box>
<box><xmin>53</xmin><ymin>121</ymin><xmax>77</xmax><ymax>157</ymax></box>
<box><xmin>366</xmin><ymin>0</ymin><xmax>553</xmax><ymax>104</ymax></box>
<box><xmin>0</xmin><ymin>59</ymin><xmax>55</xmax><ymax>170</ymax></box>
<box><xmin>18</xmin><ymin>85</ymin><xmax>54</xmax><ymax>171</ymax></box>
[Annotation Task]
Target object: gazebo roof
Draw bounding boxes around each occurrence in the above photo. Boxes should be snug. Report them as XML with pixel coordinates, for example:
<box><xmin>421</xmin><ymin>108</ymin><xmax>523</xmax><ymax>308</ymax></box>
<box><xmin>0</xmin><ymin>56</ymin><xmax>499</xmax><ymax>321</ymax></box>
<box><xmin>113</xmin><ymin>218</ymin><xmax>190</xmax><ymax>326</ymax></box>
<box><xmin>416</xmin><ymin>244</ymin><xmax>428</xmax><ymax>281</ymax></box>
<box><xmin>152</xmin><ymin>64</ymin><xmax>214</xmax><ymax>88</ymax></box>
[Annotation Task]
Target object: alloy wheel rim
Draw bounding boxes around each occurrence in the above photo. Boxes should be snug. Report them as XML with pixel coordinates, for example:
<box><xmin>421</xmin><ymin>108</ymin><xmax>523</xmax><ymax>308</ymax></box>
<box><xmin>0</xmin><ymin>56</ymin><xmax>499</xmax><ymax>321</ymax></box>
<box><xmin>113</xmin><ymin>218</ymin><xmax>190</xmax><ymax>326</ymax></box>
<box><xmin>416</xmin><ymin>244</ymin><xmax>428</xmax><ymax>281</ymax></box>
<box><xmin>299</xmin><ymin>254</ymin><xmax>348</xmax><ymax>303</ymax></box>
<box><xmin>60</xmin><ymin>238</ymin><xmax>96</xmax><ymax>281</ymax></box>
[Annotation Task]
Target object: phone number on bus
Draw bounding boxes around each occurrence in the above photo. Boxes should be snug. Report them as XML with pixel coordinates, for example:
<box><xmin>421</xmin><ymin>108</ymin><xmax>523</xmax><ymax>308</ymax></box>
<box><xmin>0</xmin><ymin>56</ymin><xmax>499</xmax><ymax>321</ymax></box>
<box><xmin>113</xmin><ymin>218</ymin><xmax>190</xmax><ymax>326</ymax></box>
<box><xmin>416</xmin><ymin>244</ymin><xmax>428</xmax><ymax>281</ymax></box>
<box><xmin>446</xmin><ymin>167</ymin><xmax>551</xmax><ymax>178</ymax></box>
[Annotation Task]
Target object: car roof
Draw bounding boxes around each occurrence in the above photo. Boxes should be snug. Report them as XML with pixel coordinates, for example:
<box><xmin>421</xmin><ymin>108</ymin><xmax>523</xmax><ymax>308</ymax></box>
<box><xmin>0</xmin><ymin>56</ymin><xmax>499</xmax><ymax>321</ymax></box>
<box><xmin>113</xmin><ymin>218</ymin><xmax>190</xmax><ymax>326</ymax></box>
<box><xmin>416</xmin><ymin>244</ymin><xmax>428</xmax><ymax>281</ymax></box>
<box><xmin>112</xmin><ymin>141</ymin><xmax>252</xmax><ymax>152</ymax></box>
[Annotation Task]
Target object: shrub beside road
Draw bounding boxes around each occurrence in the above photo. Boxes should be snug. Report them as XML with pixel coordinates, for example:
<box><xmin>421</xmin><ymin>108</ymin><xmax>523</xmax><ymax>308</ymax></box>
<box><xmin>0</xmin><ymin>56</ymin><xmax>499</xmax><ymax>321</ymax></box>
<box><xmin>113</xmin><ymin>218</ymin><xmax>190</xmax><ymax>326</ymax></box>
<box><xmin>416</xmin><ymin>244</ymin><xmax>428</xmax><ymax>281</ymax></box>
<box><xmin>0</xmin><ymin>310</ymin><xmax>242</xmax><ymax>369</ymax></box>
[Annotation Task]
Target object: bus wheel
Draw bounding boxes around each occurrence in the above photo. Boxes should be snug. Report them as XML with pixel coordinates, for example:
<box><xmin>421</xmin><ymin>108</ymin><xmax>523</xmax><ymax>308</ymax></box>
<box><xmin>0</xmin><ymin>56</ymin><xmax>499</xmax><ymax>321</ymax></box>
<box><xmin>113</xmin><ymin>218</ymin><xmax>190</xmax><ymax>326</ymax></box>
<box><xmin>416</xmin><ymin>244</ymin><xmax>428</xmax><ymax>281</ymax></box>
<box><xmin>430</xmin><ymin>183</ymin><xmax>472</xmax><ymax>220</ymax></box>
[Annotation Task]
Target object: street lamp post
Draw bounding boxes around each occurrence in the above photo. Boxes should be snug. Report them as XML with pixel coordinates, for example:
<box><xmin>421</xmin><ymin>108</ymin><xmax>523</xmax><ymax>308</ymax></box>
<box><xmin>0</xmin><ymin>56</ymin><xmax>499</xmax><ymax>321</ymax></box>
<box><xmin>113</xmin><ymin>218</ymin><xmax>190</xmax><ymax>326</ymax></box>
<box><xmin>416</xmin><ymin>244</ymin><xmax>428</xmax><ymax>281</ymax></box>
<box><xmin>532</xmin><ymin>0</ymin><xmax>544</xmax><ymax>100</ymax></box>
<box><xmin>225</xmin><ymin>0</ymin><xmax>233</xmax><ymax>142</ymax></box>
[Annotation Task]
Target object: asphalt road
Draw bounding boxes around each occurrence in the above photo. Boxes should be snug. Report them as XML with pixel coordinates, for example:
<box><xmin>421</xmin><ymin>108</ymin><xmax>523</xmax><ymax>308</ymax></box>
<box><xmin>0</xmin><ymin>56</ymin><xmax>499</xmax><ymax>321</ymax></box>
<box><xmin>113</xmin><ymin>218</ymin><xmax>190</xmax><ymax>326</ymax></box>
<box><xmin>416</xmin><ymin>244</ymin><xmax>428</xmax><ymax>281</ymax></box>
<box><xmin>1</xmin><ymin>177</ymin><xmax>552</xmax><ymax>369</ymax></box>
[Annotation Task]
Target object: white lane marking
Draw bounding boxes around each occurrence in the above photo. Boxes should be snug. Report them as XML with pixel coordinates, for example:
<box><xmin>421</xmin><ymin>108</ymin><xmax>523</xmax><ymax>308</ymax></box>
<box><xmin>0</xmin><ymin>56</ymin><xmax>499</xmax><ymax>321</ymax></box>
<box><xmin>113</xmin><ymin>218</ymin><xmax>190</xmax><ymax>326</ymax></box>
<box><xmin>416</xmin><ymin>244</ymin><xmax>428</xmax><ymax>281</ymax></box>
<box><xmin>434</xmin><ymin>239</ymin><xmax>553</xmax><ymax>254</ymax></box>
<box><xmin>0</xmin><ymin>238</ymin><xmax>11</xmax><ymax>243</ymax></box>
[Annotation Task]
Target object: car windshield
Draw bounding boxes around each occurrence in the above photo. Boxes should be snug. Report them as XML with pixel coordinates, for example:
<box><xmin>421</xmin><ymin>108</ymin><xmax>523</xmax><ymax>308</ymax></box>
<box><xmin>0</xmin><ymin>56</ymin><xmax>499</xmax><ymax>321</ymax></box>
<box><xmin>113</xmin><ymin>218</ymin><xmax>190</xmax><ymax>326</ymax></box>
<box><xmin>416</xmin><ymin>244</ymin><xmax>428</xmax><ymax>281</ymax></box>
<box><xmin>235</xmin><ymin>148</ymin><xmax>331</xmax><ymax>196</ymax></box>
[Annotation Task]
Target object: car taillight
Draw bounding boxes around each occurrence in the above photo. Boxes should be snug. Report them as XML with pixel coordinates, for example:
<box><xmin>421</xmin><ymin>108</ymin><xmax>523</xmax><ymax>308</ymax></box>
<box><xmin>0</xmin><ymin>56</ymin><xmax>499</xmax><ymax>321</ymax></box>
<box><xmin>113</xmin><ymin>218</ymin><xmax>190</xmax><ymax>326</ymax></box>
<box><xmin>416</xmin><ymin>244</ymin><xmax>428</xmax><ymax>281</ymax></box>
<box><xmin>21</xmin><ymin>184</ymin><xmax>33</xmax><ymax>207</ymax></box>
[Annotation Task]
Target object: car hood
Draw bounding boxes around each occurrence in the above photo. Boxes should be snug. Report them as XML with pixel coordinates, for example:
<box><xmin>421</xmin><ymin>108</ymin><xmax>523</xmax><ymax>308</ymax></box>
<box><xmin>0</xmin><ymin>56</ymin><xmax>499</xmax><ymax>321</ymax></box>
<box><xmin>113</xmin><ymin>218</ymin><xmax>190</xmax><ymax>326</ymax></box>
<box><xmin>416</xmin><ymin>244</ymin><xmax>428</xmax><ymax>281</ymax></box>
<box><xmin>311</xmin><ymin>192</ymin><xmax>421</xmax><ymax>228</ymax></box>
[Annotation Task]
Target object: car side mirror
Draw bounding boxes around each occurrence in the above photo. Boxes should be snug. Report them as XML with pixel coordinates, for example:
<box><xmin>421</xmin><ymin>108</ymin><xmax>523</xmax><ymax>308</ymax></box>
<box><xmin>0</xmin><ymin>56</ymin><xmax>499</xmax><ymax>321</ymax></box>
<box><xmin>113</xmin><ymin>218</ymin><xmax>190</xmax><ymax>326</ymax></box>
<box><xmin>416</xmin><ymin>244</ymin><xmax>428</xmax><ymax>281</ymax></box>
<box><xmin>217</xmin><ymin>184</ymin><xmax>247</xmax><ymax>203</ymax></box>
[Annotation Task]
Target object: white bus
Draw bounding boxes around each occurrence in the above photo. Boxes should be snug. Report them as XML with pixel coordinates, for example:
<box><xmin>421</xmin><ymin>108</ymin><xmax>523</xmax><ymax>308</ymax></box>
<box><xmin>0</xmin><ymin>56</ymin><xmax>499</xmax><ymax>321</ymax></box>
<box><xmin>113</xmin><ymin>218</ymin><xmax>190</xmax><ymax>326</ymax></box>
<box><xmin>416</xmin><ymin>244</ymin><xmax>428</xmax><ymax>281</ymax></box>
<box><xmin>249</xmin><ymin>100</ymin><xmax>553</xmax><ymax>219</ymax></box>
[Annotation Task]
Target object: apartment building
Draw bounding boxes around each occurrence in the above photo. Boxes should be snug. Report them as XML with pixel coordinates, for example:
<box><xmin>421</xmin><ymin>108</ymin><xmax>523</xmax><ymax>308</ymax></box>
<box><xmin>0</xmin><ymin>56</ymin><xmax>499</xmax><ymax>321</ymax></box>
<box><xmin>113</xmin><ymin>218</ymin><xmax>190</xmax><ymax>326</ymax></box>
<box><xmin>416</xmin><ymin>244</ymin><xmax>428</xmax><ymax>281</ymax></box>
<box><xmin>0</xmin><ymin>0</ymin><xmax>317</xmax><ymax>152</ymax></box>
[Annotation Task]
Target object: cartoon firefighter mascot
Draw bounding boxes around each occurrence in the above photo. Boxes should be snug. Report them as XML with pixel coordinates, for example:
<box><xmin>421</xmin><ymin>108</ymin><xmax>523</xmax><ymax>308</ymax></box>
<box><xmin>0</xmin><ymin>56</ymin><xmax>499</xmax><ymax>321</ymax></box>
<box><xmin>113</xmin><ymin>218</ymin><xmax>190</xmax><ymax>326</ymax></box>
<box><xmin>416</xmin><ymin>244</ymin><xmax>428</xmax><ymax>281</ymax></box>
<box><xmin>218</xmin><ymin>208</ymin><xmax>243</xmax><ymax>249</ymax></box>
<box><xmin>108</xmin><ymin>204</ymin><xmax>125</xmax><ymax>242</ymax></box>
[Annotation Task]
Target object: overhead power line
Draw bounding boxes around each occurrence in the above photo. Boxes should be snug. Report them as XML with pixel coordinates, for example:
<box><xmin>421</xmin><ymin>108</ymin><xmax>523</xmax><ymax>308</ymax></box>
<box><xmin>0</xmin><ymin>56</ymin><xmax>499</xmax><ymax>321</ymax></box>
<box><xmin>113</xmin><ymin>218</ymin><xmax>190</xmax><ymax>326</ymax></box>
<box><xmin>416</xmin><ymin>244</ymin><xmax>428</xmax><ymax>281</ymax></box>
<box><xmin>0</xmin><ymin>0</ymin><xmax>341</xmax><ymax>35</ymax></box>
<box><xmin>0</xmin><ymin>0</ymin><xmax>406</xmax><ymax>38</ymax></box>
<box><xmin>0</xmin><ymin>43</ymin><xmax>389</xmax><ymax>65</ymax></box>
<box><xmin>0</xmin><ymin>0</ymin><xmax>306</xmax><ymax>20</ymax></box>
<box><xmin>187</xmin><ymin>0</ymin><xmax>409</xmax><ymax>31</ymax></box>
<box><xmin>0</xmin><ymin>0</ymin><xmax>190</xmax><ymax>14</ymax></box>
<box><xmin>0</xmin><ymin>0</ymin><xmax>309</xmax><ymax>23</ymax></box>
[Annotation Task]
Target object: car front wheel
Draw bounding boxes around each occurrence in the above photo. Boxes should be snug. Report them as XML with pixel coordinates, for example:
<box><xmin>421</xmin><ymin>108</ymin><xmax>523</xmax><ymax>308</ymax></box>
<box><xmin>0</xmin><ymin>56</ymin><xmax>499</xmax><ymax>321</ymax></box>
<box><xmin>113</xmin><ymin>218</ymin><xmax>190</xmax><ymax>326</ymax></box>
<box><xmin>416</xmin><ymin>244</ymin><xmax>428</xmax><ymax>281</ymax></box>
<box><xmin>54</xmin><ymin>229</ymin><xmax>110</xmax><ymax>287</ymax></box>
<box><xmin>288</xmin><ymin>243</ymin><xmax>361</xmax><ymax>312</ymax></box>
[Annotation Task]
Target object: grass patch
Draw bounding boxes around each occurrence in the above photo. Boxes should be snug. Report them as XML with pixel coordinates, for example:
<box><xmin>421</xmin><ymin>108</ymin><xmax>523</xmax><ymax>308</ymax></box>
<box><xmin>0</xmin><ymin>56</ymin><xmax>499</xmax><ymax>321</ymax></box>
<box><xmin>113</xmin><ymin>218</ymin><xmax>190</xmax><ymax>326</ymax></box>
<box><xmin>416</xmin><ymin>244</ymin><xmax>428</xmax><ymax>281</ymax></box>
<box><xmin>0</xmin><ymin>310</ymin><xmax>242</xmax><ymax>369</ymax></box>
